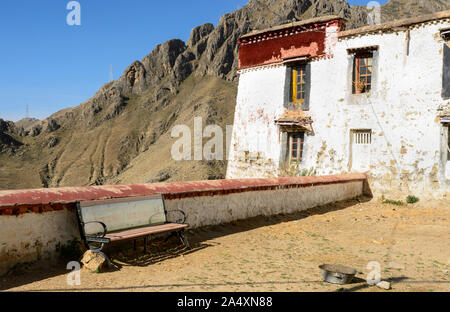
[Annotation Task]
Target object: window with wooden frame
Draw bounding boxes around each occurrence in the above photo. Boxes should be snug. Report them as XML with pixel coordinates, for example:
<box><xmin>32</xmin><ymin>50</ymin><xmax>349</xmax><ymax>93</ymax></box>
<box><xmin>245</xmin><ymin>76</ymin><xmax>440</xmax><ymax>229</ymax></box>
<box><xmin>288</xmin><ymin>132</ymin><xmax>305</xmax><ymax>163</ymax></box>
<box><xmin>353</xmin><ymin>53</ymin><xmax>373</xmax><ymax>94</ymax></box>
<box><xmin>291</xmin><ymin>64</ymin><xmax>307</xmax><ymax>103</ymax></box>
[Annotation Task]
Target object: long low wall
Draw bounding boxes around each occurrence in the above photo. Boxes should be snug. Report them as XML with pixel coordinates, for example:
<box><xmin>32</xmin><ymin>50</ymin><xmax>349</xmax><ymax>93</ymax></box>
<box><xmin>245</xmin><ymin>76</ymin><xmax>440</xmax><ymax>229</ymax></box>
<box><xmin>0</xmin><ymin>173</ymin><xmax>367</xmax><ymax>276</ymax></box>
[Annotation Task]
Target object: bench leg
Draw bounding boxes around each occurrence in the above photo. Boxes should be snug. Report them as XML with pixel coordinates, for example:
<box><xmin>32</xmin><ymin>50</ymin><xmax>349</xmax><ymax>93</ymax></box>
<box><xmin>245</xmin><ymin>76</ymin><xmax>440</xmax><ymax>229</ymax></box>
<box><xmin>99</xmin><ymin>251</ymin><xmax>112</xmax><ymax>268</ymax></box>
<box><xmin>164</xmin><ymin>232</ymin><xmax>176</xmax><ymax>242</ymax></box>
<box><xmin>88</xmin><ymin>242</ymin><xmax>105</xmax><ymax>253</ymax></box>
<box><xmin>178</xmin><ymin>231</ymin><xmax>190</xmax><ymax>249</ymax></box>
<box><xmin>144</xmin><ymin>236</ymin><xmax>148</xmax><ymax>254</ymax></box>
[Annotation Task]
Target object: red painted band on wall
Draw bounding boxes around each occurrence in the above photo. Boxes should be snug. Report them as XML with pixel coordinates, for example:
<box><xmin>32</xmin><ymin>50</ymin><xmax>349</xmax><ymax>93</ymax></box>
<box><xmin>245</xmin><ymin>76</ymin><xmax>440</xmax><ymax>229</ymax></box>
<box><xmin>0</xmin><ymin>203</ymin><xmax>74</xmax><ymax>216</ymax></box>
<box><xmin>238</xmin><ymin>29</ymin><xmax>326</xmax><ymax>69</ymax></box>
<box><xmin>0</xmin><ymin>174</ymin><xmax>366</xmax><ymax>215</ymax></box>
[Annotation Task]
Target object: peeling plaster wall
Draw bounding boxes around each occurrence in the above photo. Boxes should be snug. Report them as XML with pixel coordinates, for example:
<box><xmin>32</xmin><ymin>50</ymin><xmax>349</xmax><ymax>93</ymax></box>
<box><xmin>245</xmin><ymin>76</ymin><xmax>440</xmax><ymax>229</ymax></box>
<box><xmin>228</xmin><ymin>20</ymin><xmax>450</xmax><ymax>198</ymax></box>
<box><xmin>0</xmin><ymin>208</ymin><xmax>80</xmax><ymax>276</ymax></box>
<box><xmin>165</xmin><ymin>181</ymin><xmax>363</xmax><ymax>228</ymax></box>
<box><xmin>227</xmin><ymin>65</ymin><xmax>287</xmax><ymax>178</ymax></box>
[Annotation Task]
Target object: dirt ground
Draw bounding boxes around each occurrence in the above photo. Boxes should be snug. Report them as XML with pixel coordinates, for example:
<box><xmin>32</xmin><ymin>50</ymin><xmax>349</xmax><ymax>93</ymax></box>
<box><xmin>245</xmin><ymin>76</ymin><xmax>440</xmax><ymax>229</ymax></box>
<box><xmin>1</xmin><ymin>197</ymin><xmax>449</xmax><ymax>292</ymax></box>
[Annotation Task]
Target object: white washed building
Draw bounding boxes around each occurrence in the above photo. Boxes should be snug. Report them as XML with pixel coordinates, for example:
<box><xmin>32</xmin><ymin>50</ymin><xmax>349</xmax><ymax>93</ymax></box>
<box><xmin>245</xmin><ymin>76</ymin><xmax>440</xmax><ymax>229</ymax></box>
<box><xmin>227</xmin><ymin>12</ymin><xmax>450</xmax><ymax>197</ymax></box>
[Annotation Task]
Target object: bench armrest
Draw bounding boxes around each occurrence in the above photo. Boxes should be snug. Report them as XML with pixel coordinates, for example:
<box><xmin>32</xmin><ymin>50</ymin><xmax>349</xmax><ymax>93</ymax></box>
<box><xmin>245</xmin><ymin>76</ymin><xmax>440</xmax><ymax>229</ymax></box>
<box><xmin>83</xmin><ymin>221</ymin><xmax>108</xmax><ymax>238</ymax></box>
<box><xmin>166</xmin><ymin>210</ymin><xmax>187</xmax><ymax>224</ymax></box>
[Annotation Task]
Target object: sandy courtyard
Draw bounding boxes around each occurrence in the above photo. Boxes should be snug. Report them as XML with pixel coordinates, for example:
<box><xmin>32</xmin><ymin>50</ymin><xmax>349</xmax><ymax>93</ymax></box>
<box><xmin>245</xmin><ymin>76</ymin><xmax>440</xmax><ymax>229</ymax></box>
<box><xmin>1</xmin><ymin>197</ymin><xmax>449</xmax><ymax>292</ymax></box>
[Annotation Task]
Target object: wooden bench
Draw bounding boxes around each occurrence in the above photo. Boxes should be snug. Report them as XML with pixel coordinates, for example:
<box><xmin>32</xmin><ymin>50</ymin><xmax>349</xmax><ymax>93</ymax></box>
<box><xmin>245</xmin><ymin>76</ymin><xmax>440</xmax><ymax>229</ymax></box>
<box><xmin>76</xmin><ymin>195</ymin><xmax>190</xmax><ymax>257</ymax></box>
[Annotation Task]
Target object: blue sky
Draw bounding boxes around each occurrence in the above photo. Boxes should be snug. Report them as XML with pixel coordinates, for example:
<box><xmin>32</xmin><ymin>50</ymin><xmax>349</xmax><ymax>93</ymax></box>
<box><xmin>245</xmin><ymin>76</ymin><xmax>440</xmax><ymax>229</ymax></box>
<box><xmin>0</xmin><ymin>0</ymin><xmax>388</xmax><ymax>122</ymax></box>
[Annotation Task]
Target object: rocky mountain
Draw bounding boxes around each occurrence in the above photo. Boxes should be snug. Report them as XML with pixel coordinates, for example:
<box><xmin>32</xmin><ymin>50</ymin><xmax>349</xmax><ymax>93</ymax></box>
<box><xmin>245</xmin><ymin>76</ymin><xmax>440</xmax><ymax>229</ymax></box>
<box><xmin>14</xmin><ymin>118</ymin><xmax>40</xmax><ymax>131</ymax></box>
<box><xmin>1</xmin><ymin>0</ymin><xmax>449</xmax><ymax>190</ymax></box>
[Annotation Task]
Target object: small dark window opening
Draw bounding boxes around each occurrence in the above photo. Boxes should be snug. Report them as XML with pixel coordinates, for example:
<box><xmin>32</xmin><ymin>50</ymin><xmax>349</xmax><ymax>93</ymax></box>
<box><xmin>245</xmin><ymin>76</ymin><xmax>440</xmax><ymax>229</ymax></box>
<box><xmin>288</xmin><ymin>132</ymin><xmax>305</xmax><ymax>163</ymax></box>
<box><xmin>352</xmin><ymin>52</ymin><xmax>373</xmax><ymax>94</ymax></box>
<box><xmin>443</xmin><ymin>41</ymin><xmax>450</xmax><ymax>99</ymax></box>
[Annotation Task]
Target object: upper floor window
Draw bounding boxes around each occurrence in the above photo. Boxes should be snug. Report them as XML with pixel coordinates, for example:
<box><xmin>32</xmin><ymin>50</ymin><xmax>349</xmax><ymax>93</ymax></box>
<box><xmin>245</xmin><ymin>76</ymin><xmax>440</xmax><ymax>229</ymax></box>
<box><xmin>292</xmin><ymin>65</ymin><xmax>307</xmax><ymax>103</ymax></box>
<box><xmin>289</xmin><ymin>62</ymin><xmax>311</xmax><ymax>110</ymax></box>
<box><xmin>353</xmin><ymin>52</ymin><xmax>373</xmax><ymax>94</ymax></box>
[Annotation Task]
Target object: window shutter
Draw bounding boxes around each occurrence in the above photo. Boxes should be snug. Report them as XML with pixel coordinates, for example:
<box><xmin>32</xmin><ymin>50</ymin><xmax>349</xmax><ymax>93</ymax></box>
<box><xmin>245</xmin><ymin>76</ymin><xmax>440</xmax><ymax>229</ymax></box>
<box><xmin>280</xmin><ymin>132</ymin><xmax>288</xmax><ymax>164</ymax></box>
<box><xmin>443</xmin><ymin>43</ymin><xmax>450</xmax><ymax>99</ymax></box>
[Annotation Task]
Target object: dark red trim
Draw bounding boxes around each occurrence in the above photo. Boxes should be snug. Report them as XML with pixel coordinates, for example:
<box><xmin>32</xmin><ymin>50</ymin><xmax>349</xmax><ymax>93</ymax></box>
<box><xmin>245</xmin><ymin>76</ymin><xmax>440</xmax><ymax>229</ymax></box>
<box><xmin>0</xmin><ymin>174</ymin><xmax>366</xmax><ymax>215</ymax></box>
<box><xmin>0</xmin><ymin>203</ymin><xmax>75</xmax><ymax>216</ymax></box>
<box><xmin>237</xmin><ymin>19</ymin><xmax>345</xmax><ymax>70</ymax></box>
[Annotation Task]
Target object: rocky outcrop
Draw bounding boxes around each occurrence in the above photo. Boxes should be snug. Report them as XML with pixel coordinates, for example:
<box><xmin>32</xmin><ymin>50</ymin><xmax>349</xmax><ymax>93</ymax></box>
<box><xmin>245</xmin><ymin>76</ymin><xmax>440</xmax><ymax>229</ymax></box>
<box><xmin>14</xmin><ymin>118</ymin><xmax>40</xmax><ymax>130</ymax></box>
<box><xmin>0</xmin><ymin>119</ymin><xmax>23</xmax><ymax>154</ymax></box>
<box><xmin>187</xmin><ymin>23</ymin><xmax>215</xmax><ymax>48</ymax></box>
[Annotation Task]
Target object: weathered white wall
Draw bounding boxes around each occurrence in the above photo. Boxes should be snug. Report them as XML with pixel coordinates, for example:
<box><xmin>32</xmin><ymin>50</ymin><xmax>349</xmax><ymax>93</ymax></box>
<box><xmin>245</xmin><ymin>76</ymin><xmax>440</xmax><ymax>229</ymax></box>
<box><xmin>228</xmin><ymin>20</ymin><xmax>450</xmax><ymax>198</ymax></box>
<box><xmin>165</xmin><ymin>181</ymin><xmax>363</xmax><ymax>228</ymax></box>
<box><xmin>0</xmin><ymin>178</ymin><xmax>364</xmax><ymax>276</ymax></box>
<box><xmin>307</xmin><ymin>21</ymin><xmax>450</xmax><ymax>197</ymax></box>
<box><xmin>227</xmin><ymin>65</ymin><xmax>287</xmax><ymax>178</ymax></box>
<box><xmin>0</xmin><ymin>208</ymin><xmax>80</xmax><ymax>276</ymax></box>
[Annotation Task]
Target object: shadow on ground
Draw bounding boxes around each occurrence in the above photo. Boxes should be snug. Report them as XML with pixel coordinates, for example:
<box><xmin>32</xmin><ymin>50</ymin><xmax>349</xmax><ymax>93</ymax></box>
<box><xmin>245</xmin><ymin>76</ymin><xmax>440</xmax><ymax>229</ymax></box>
<box><xmin>1</xmin><ymin>196</ymin><xmax>373</xmax><ymax>291</ymax></box>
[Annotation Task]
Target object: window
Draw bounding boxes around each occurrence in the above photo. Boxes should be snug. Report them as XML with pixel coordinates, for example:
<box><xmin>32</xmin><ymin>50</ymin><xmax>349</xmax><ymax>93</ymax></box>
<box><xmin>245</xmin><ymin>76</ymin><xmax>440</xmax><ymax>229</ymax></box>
<box><xmin>353</xmin><ymin>53</ymin><xmax>373</xmax><ymax>94</ymax></box>
<box><xmin>288</xmin><ymin>132</ymin><xmax>305</xmax><ymax>163</ymax></box>
<box><xmin>353</xmin><ymin>130</ymin><xmax>372</xmax><ymax>145</ymax></box>
<box><xmin>289</xmin><ymin>63</ymin><xmax>310</xmax><ymax>110</ymax></box>
<box><xmin>442</xmin><ymin>30</ymin><xmax>450</xmax><ymax>98</ymax></box>
<box><xmin>292</xmin><ymin>65</ymin><xmax>307</xmax><ymax>103</ymax></box>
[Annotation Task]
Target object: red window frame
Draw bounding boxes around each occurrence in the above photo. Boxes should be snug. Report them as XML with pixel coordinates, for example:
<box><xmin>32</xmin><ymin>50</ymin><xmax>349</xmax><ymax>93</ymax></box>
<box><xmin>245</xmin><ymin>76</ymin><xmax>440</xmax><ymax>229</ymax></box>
<box><xmin>353</xmin><ymin>53</ymin><xmax>373</xmax><ymax>94</ymax></box>
<box><xmin>289</xmin><ymin>133</ymin><xmax>304</xmax><ymax>163</ymax></box>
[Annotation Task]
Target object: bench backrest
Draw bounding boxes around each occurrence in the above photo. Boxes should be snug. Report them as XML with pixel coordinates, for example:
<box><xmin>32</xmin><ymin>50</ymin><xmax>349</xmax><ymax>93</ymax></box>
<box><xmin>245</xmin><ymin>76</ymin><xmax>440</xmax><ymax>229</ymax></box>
<box><xmin>78</xmin><ymin>195</ymin><xmax>167</xmax><ymax>235</ymax></box>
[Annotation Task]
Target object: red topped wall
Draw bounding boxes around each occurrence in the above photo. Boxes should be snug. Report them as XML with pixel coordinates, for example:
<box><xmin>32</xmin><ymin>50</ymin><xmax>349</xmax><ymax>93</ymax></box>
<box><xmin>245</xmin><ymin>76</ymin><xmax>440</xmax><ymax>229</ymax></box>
<box><xmin>237</xmin><ymin>19</ymin><xmax>345</xmax><ymax>70</ymax></box>
<box><xmin>238</xmin><ymin>30</ymin><xmax>326</xmax><ymax>69</ymax></box>
<box><xmin>0</xmin><ymin>174</ymin><xmax>367</xmax><ymax>214</ymax></box>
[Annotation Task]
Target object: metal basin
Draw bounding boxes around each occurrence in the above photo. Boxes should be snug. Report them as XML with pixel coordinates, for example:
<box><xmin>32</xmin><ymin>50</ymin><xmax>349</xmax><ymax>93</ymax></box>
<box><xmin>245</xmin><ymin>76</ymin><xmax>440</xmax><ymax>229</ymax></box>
<box><xmin>319</xmin><ymin>264</ymin><xmax>357</xmax><ymax>285</ymax></box>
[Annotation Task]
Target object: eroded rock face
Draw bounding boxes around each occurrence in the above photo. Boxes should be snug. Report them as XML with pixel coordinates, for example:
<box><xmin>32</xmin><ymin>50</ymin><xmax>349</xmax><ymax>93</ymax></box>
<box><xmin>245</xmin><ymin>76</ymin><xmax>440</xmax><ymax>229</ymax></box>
<box><xmin>311</xmin><ymin>0</ymin><xmax>351</xmax><ymax>18</ymax></box>
<box><xmin>142</xmin><ymin>39</ymin><xmax>187</xmax><ymax>87</ymax></box>
<box><xmin>44</xmin><ymin>119</ymin><xmax>60</xmax><ymax>133</ymax></box>
<box><xmin>119</xmin><ymin>61</ymin><xmax>147</xmax><ymax>94</ymax></box>
<box><xmin>0</xmin><ymin>119</ymin><xmax>17</xmax><ymax>134</ymax></box>
<box><xmin>0</xmin><ymin>119</ymin><xmax>23</xmax><ymax>153</ymax></box>
<box><xmin>187</xmin><ymin>23</ymin><xmax>215</xmax><ymax>48</ymax></box>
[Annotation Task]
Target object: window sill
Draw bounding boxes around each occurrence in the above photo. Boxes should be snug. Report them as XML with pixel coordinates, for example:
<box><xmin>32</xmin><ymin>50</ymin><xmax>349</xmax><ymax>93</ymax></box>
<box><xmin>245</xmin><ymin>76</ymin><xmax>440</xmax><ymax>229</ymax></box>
<box><xmin>348</xmin><ymin>92</ymin><xmax>373</xmax><ymax>105</ymax></box>
<box><xmin>351</xmin><ymin>91</ymin><xmax>372</xmax><ymax>96</ymax></box>
<box><xmin>287</xmin><ymin>102</ymin><xmax>309</xmax><ymax>111</ymax></box>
